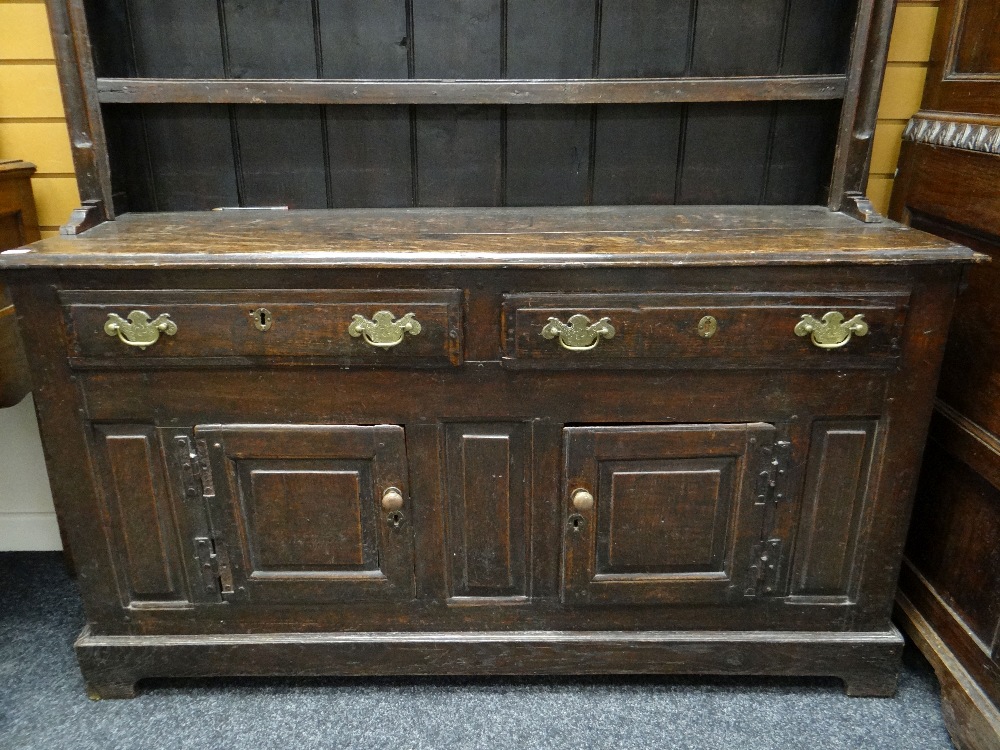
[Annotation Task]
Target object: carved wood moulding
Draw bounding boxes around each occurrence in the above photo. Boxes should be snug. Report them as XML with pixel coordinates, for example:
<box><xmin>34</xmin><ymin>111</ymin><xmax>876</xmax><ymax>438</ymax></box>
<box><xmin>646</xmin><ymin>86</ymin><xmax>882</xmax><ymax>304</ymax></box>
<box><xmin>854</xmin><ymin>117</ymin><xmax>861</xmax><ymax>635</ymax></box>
<box><xmin>903</xmin><ymin>113</ymin><xmax>1000</xmax><ymax>155</ymax></box>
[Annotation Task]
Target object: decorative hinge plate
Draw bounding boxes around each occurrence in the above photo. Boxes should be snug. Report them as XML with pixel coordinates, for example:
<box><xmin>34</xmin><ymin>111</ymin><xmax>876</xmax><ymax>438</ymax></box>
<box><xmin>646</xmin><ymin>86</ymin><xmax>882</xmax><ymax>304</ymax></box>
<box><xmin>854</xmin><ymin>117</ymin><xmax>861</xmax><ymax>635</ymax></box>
<box><xmin>756</xmin><ymin>439</ymin><xmax>791</xmax><ymax>504</ymax></box>
<box><xmin>194</xmin><ymin>536</ymin><xmax>234</xmax><ymax>596</ymax></box>
<box><xmin>747</xmin><ymin>539</ymin><xmax>783</xmax><ymax>596</ymax></box>
<box><xmin>174</xmin><ymin>435</ymin><xmax>215</xmax><ymax>500</ymax></box>
<box><xmin>748</xmin><ymin>437</ymin><xmax>791</xmax><ymax>596</ymax></box>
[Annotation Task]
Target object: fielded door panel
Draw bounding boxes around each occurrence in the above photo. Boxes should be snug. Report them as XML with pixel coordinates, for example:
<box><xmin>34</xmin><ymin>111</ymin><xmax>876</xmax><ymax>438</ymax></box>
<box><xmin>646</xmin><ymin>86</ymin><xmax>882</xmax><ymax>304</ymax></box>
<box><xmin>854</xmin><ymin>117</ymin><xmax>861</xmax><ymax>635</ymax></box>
<box><xmin>562</xmin><ymin>423</ymin><xmax>776</xmax><ymax>605</ymax></box>
<box><xmin>196</xmin><ymin>424</ymin><xmax>414</xmax><ymax>604</ymax></box>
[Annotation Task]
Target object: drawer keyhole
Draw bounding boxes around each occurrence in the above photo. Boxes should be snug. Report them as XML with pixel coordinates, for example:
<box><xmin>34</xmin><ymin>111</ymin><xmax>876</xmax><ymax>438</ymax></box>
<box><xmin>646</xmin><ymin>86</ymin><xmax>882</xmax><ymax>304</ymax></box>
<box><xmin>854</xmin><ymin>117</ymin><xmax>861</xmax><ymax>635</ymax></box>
<box><xmin>250</xmin><ymin>307</ymin><xmax>273</xmax><ymax>331</ymax></box>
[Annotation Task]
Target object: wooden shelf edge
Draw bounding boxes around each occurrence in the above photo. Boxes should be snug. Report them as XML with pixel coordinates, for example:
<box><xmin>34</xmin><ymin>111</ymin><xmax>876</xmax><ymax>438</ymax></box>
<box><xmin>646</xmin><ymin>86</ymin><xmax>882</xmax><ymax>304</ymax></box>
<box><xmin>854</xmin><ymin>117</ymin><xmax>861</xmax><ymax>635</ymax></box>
<box><xmin>95</xmin><ymin>75</ymin><xmax>848</xmax><ymax>106</ymax></box>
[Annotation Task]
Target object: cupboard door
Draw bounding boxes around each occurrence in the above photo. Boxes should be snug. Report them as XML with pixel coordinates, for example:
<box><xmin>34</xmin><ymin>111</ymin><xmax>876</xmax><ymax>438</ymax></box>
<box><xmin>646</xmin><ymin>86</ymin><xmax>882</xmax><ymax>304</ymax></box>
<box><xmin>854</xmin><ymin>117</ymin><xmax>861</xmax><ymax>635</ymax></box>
<box><xmin>197</xmin><ymin>424</ymin><xmax>414</xmax><ymax>604</ymax></box>
<box><xmin>562</xmin><ymin>423</ymin><xmax>775</xmax><ymax>605</ymax></box>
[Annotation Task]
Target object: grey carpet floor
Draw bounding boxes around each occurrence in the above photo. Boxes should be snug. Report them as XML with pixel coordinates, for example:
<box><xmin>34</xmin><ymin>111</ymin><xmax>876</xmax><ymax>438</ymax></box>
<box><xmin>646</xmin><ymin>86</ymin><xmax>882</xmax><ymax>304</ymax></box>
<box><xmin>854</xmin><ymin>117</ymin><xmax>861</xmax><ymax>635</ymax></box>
<box><xmin>0</xmin><ymin>552</ymin><xmax>953</xmax><ymax>750</ymax></box>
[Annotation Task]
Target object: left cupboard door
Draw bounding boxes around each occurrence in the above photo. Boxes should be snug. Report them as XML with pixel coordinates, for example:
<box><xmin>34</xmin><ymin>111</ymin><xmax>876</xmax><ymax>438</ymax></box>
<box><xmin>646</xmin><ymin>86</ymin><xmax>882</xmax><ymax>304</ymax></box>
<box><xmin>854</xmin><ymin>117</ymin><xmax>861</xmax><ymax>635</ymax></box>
<box><xmin>196</xmin><ymin>424</ymin><xmax>415</xmax><ymax>605</ymax></box>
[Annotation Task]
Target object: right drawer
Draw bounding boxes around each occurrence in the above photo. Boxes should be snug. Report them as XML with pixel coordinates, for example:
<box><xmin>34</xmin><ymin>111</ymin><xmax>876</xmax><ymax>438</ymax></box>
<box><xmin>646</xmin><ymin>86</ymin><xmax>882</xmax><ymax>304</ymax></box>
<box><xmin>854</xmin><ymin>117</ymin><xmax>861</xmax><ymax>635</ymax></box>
<box><xmin>502</xmin><ymin>291</ymin><xmax>910</xmax><ymax>369</ymax></box>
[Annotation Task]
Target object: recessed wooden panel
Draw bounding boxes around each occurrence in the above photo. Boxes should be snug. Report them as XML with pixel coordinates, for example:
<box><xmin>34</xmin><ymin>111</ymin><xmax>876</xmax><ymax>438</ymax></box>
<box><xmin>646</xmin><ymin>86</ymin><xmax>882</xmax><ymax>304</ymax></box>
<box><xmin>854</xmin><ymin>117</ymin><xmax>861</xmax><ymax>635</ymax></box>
<box><xmin>793</xmin><ymin>420</ymin><xmax>878</xmax><ymax>597</ymax></box>
<box><xmin>908</xmin><ymin>441</ymin><xmax>1000</xmax><ymax>650</ymax></box>
<box><xmin>93</xmin><ymin>425</ymin><xmax>182</xmax><ymax>602</ymax></box>
<box><xmin>954</xmin><ymin>0</ymin><xmax>1000</xmax><ymax>75</ymax></box>
<box><xmin>445</xmin><ymin>424</ymin><xmax>529</xmax><ymax>598</ymax></box>
<box><xmin>598</xmin><ymin>461</ymin><xmax>732</xmax><ymax>574</ymax></box>
<box><xmin>245</xmin><ymin>468</ymin><xmax>370</xmax><ymax>571</ymax></box>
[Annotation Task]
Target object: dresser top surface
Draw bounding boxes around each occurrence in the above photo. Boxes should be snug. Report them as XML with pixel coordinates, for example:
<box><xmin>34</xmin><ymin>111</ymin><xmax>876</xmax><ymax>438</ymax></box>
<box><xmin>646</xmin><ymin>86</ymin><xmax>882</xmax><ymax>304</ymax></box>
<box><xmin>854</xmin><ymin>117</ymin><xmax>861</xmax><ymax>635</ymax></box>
<box><xmin>0</xmin><ymin>206</ymin><xmax>976</xmax><ymax>270</ymax></box>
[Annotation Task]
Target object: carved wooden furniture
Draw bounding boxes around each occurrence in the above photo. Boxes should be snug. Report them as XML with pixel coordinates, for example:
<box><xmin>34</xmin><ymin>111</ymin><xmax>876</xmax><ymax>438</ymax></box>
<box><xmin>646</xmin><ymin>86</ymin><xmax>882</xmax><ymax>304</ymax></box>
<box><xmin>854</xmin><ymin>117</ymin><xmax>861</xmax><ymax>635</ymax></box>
<box><xmin>890</xmin><ymin>0</ymin><xmax>1000</xmax><ymax>746</ymax></box>
<box><xmin>0</xmin><ymin>160</ymin><xmax>39</xmax><ymax>407</ymax></box>
<box><xmin>0</xmin><ymin>0</ymin><xmax>981</xmax><ymax>698</ymax></box>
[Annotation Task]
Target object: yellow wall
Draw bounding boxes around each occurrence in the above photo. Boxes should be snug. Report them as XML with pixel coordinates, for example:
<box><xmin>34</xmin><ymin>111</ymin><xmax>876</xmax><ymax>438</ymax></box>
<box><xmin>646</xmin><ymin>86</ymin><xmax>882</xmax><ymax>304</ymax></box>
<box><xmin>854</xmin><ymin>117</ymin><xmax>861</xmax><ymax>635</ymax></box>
<box><xmin>0</xmin><ymin>0</ymin><xmax>80</xmax><ymax>237</ymax></box>
<box><xmin>867</xmin><ymin>0</ymin><xmax>939</xmax><ymax>214</ymax></box>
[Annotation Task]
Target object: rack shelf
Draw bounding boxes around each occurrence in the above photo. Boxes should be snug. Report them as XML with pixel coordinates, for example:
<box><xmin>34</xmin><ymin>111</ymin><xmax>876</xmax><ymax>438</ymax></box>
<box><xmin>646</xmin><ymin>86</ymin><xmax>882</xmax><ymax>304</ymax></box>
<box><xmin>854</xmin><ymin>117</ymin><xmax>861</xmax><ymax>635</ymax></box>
<box><xmin>95</xmin><ymin>76</ymin><xmax>848</xmax><ymax>106</ymax></box>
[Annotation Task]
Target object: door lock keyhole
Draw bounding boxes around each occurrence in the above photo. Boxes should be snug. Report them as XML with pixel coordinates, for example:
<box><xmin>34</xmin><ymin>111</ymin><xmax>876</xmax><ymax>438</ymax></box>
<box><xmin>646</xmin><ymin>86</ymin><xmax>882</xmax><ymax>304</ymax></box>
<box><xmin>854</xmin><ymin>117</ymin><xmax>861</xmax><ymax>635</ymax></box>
<box><xmin>387</xmin><ymin>510</ymin><xmax>405</xmax><ymax>528</ymax></box>
<box><xmin>568</xmin><ymin>513</ymin><xmax>585</xmax><ymax>532</ymax></box>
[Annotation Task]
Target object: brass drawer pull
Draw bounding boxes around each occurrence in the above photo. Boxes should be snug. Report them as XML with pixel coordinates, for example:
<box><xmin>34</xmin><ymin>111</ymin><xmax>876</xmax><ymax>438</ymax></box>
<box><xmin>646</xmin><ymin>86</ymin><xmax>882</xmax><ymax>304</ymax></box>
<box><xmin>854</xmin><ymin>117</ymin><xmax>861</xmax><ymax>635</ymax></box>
<box><xmin>794</xmin><ymin>312</ymin><xmax>869</xmax><ymax>349</ymax></box>
<box><xmin>349</xmin><ymin>311</ymin><xmax>422</xmax><ymax>348</ymax></box>
<box><xmin>104</xmin><ymin>311</ymin><xmax>177</xmax><ymax>350</ymax></box>
<box><xmin>541</xmin><ymin>314</ymin><xmax>616</xmax><ymax>351</ymax></box>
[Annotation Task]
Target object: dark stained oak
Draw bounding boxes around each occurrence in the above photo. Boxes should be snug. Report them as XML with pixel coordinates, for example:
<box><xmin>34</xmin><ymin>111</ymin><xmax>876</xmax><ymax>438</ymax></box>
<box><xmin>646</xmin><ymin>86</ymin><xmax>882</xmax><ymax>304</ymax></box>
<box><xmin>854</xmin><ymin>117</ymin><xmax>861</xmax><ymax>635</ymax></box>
<box><xmin>0</xmin><ymin>207</ymin><xmax>977</xmax><ymax>269</ymax></box>
<box><xmin>94</xmin><ymin>76</ymin><xmax>849</xmax><ymax>106</ymax></box>
<box><xmin>10</xmin><ymin>0</ymin><xmax>977</xmax><ymax>701</ymax></box>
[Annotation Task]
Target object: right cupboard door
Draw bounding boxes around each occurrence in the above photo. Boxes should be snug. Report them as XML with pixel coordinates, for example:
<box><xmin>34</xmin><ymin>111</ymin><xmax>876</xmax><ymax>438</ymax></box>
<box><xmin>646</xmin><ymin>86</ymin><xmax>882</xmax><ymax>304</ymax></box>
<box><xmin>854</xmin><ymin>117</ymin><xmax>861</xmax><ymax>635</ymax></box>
<box><xmin>562</xmin><ymin>423</ymin><xmax>775</xmax><ymax>605</ymax></box>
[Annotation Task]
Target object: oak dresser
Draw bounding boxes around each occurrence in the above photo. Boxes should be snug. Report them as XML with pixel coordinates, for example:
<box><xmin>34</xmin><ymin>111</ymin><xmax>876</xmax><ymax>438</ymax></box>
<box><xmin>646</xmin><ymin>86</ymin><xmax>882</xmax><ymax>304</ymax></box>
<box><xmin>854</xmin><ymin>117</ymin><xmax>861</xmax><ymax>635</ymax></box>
<box><xmin>0</xmin><ymin>0</ymin><xmax>982</xmax><ymax>698</ymax></box>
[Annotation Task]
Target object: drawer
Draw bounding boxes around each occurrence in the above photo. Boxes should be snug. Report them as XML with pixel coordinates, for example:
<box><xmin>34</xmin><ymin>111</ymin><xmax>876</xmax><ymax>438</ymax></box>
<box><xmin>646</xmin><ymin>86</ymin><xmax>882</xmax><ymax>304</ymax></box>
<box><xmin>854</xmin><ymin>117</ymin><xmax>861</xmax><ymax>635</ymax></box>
<box><xmin>502</xmin><ymin>291</ymin><xmax>909</xmax><ymax>369</ymax></box>
<box><xmin>63</xmin><ymin>289</ymin><xmax>463</xmax><ymax>366</ymax></box>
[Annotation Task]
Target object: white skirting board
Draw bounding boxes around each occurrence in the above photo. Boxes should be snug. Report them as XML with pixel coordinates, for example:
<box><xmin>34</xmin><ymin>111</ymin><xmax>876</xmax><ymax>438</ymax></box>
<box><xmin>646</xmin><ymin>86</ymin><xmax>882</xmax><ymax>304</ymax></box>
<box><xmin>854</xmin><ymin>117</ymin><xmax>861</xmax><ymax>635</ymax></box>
<box><xmin>0</xmin><ymin>395</ymin><xmax>60</xmax><ymax>550</ymax></box>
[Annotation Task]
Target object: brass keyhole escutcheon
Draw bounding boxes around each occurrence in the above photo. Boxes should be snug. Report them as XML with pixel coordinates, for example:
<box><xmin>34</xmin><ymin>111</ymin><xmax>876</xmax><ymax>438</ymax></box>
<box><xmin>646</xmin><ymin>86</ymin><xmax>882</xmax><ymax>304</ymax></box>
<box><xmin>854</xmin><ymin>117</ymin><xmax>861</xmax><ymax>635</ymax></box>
<box><xmin>697</xmin><ymin>315</ymin><xmax>718</xmax><ymax>339</ymax></box>
<box><xmin>568</xmin><ymin>513</ymin><xmax>586</xmax><ymax>532</ymax></box>
<box><xmin>572</xmin><ymin>488</ymin><xmax>594</xmax><ymax>511</ymax></box>
<box><xmin>381</xmin><ymin>487</ymin><xmax>404</xmax><ymax>511</ymax></box>
<box><xmin>250</xmin><ymin>307</ymin><xmax>272</xmax><ymax>331</ymax></box>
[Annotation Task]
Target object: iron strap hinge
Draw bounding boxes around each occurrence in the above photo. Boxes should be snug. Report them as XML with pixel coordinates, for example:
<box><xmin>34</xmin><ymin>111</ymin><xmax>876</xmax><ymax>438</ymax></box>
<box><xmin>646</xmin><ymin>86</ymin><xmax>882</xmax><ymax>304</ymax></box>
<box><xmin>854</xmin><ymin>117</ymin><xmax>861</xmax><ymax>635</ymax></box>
<box><xmin>747</xmin><ymin>438</ymin><xmax>791</xmax><ymax>596</ymax></box>
<box><xmin>174</xmin><ymin>436</ymin><xmax>231</xmax><ymax>596</ymax></box>
<box><xmin>194</xmin><ymin>536</ymin><xmax>235</xmax><ymax>596</ymax></box>
<box><xmin>175</xmin><ymin>435</ymin><xmax>215</xmax><ymax>501</ymax></box>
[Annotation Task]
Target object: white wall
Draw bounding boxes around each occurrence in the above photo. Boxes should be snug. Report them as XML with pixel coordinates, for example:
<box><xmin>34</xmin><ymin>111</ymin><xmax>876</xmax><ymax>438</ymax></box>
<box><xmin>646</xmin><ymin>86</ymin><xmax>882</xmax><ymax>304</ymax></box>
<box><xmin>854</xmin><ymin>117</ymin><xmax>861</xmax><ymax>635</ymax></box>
<box><xmin>0</xmin><ymin>394</ymin><xmax>60</xmax><ymax>550</ymax></box>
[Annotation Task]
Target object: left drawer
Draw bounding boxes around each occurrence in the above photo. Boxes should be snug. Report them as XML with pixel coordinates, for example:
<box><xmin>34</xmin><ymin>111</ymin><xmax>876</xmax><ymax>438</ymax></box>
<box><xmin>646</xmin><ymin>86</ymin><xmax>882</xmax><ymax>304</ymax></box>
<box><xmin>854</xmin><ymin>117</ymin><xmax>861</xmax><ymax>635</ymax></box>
<box><xmin>61</xmin><ymin>289</ymin><xmax>463</xmax><ymax>366</ymax></box>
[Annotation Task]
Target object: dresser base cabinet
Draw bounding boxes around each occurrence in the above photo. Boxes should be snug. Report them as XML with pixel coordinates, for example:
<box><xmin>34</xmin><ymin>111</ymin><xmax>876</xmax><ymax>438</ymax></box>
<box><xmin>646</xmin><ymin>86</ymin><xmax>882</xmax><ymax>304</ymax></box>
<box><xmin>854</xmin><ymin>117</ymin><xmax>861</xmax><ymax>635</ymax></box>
<box><xmin>0</xmin><ymin>207</ymin><xmax>979</xmax><ymax>698</ymax></box>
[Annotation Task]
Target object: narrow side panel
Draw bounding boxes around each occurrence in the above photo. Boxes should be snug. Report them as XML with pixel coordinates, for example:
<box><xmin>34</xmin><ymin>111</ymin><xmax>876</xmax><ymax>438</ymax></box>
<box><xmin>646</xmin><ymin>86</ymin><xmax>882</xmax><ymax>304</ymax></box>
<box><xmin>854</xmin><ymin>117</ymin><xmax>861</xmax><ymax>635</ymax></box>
<box><xmin>445</xmin><ymin>423</ymin><xmax>529</xmax><ymax>599</ymax></box>
<box><xmin>92</xmin><ymin>425</ymin><xmax>184</xmax><ymax>602</ymax></box>
<box><xmin>793</xmin><ymin>419</ymin><xmax>879</xmax><ymax>597</ymax></box>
